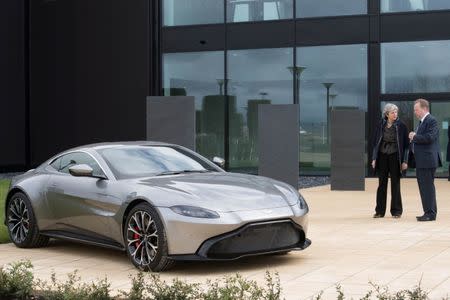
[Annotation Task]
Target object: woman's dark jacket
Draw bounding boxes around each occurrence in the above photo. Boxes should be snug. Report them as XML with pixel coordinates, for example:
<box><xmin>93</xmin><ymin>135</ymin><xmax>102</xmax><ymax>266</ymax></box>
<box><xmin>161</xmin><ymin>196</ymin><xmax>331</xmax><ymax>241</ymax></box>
<box><xmin>371</xmin><ymin>118</ymin><xmax>409</xmax><ymax>175</ymax></box>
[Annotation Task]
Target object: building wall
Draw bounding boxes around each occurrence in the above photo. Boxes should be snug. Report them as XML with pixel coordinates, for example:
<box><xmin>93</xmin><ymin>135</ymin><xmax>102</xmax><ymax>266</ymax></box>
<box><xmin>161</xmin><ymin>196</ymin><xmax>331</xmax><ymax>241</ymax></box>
<box><xmin>0</xmin><ymin>0</ymin><xmax>26</xmax><ymax>171</ymax></box>
<box><xmin>2</xmin><ymin>0</ymin><xmax>450</xmax><ymax>177</ymax></box>
<box><xmin>29</xmin><ymin>0</ymin><xmax>151</xmax><ymax>166</ymax></box>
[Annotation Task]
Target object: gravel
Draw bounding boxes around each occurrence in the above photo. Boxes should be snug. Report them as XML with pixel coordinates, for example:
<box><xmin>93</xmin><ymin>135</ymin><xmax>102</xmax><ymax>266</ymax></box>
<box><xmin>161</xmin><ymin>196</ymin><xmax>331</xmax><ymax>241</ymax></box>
<box><xmin>298</xmin><ymin>176</ymin><xmax>330</xmax><ymax>189</ymax></box>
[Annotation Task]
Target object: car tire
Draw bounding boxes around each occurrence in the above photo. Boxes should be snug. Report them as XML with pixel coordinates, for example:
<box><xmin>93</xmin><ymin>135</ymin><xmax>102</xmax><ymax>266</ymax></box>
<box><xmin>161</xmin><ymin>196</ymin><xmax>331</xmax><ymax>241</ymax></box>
<box><xmin>124</xmin><ymin>203</ymin><xmax>174</xmax><ymax>272</ymax></box>
<box><xmin>6</xmin><ymin>192</ymin><xmax>49</xmax><ymax>248</ymax></box>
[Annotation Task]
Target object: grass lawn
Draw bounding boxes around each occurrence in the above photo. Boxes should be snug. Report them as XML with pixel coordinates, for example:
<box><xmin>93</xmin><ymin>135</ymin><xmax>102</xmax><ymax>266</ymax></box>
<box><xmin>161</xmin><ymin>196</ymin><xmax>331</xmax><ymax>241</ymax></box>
<box><xmin>0</xmin><ymin>179</ymin><xmax>11</xmax><ymax>243</ymax></box>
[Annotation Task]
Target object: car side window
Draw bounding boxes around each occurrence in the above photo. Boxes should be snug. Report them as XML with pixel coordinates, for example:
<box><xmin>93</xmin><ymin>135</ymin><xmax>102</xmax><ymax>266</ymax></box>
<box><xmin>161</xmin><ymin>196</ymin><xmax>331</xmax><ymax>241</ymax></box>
<box><xmin>49</xmin><ymin>157</ymin><xmax>62</xmax><ymax>171</ymax></box>
<box><xmin>58</xmin><ymin>152</ymin><xmax>104</xmax><ymax>177</ymax></box>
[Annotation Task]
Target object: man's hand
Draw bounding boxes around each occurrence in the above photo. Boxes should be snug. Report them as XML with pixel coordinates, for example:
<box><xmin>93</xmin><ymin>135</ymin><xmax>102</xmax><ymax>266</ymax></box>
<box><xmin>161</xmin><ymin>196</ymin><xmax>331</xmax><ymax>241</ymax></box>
<box><xmin>409</xmin><ymin>131</ymin><xmax>416</xmax><ymax>141</ymax></box>
<box><xmin>401</xmin><ymin>162</ymin><xmax>408</xmax><ymax>171</ymax></box>
<box><xmin>371</xmin><ymin>160</ymin><xmax>376</xmax><ymax>169</ymax></box>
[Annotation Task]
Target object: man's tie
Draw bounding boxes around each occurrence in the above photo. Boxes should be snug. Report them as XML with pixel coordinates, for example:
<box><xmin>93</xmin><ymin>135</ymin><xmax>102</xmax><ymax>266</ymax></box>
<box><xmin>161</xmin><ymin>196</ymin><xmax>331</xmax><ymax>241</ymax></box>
<box><xmin>417</xmin><ymin>120</ymin><xmax>422</xmax><ymax>131</ymax></box>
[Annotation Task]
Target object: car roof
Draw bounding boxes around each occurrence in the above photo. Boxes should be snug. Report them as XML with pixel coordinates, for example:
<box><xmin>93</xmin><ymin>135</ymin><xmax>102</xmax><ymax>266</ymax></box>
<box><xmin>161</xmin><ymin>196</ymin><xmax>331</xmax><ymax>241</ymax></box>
<box><xmin>65</xmin><ymin>141</ymin><xmax>176</xmax><ymax>152</ymax></box>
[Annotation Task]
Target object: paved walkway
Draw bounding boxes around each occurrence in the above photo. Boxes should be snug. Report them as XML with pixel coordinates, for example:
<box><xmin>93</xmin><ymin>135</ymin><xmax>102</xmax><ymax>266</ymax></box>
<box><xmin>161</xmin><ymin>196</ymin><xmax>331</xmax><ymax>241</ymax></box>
<box><xmin>1</xmin><ymin>178</ymin><xmax>449</xmax><ymax>299</ymax></box>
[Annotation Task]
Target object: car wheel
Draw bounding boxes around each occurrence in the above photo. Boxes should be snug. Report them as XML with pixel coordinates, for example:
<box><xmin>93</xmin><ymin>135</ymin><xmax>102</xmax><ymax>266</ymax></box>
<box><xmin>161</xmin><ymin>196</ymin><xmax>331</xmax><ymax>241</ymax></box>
<box><xmin>124</xmin><ymin>203</ymin><xmax>173</xmax><ymax>272</ymax></box>
<box><xmin>7</xmin><ymin>192</ymin><xmax>49</xmax><ymax>248</ymax></box>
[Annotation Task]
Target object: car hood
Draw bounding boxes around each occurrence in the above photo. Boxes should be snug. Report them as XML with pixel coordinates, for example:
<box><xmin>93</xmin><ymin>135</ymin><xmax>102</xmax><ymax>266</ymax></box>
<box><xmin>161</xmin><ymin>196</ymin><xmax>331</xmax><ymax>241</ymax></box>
<box><xmin>130</xmin><ymin>172</ymin><xmax>299</xmax><ymax>212</ymax></box>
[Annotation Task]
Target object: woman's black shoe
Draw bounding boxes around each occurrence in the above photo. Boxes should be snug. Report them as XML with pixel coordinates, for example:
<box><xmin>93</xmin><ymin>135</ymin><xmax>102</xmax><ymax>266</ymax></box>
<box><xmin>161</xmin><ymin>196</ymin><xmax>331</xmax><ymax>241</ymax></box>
<box><xmin>373</xmin><ymin>213</ymin><xmax>384</xmax><ymax>218</ymax></box>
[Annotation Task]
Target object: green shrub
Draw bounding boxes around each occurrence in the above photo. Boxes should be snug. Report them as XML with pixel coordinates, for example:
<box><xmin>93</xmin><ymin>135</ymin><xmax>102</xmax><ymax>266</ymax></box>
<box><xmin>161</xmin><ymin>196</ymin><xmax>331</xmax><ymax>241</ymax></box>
<box><xmin>120</xmin><ymin>271</ymin><xmax>202</xmax><ymax>300</ymax></box>
<box><xmin>312</xmin><ymin>281</ymin><xmax>434</xmax><ymax>300</ymax></box>
<box><xmin>119</xmin><ymin>271</ymin><xmax>146</xmax><ymax>300</ymax></box>
<box><xmin>35</xmin><ymin>269</ymin><xmax>111</xmax><ymax>300</ymax></box>
<box><xmin>0</xmin><ymin>179</ymin><xmax>11</xmax><ymax>243</ymax></box>
<box><xmin>203</xmin><ymin>271</ymin><xmax>282</xmax><ymax>300</ymax></box>
<box><xmin>0</xmin><ymin>260</ymin><xmax>34</xmax><ymax>299</ymax></box>
<box><xmin>1</xmin><ymin>260</ymin><xmax>448</xmax><ymax>300</ymax></box>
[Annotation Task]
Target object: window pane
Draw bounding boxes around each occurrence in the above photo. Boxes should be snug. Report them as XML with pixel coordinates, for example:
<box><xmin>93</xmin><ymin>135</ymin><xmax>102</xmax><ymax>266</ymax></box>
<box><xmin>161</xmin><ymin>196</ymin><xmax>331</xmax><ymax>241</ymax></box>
<box><xmin>227</xmin><ymin>48</ymin><xmax>293</xmax><ymax>173</ymax></box>
<box><xmin>297</xmin><ymin>44</ymin><xmax>368</xmax><ymax>175</ymax></box>
<box><xmin>163</xmin><ymin>0</ymin><xmax>224</xmax><ymax>26</ymax></box>
<box><xmin>381</xmin><ymin>0</ymin><xmax>450</xmax><ymax>13</ymax></box>
<box><xmin>99</xmin><ymin>146</ymin><xmax>216</xmax><ymax>179</ymax></box>
<box><xmin>296</xmin><ymin>0</ymin><xmax>366</xmax><ymax>18</ymax></box>
<box><xmin>381</xmin><ymin>40</ymin><xmax>450</xmax><ymax>94</ymax></box>
<box><xmin>430</xmin><ymin>102</ymin><xmax>450</xmax><ymax>177</ymax></box>
<box><xmin>59</xmin><ymin>152</ymin><xmax>103</xmax><ymax>176</ymax></box>
<box><xmin>163</xmin><ymin>51</ymin><xmax>225</xmax><ymax>161</ymax></box>
<box><xmin>227</xmin><ymin>0</ymin><xmax>293</xmax><ymax>23</ymax></box>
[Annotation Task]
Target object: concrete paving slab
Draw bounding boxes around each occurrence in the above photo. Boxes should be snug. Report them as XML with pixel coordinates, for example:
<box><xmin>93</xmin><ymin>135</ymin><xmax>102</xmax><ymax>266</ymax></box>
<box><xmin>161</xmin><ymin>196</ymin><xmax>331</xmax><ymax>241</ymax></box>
<box><xmin>0</xmin><ymin>178</ymin><xmax>449</xmax><ymax>299</ymax></box>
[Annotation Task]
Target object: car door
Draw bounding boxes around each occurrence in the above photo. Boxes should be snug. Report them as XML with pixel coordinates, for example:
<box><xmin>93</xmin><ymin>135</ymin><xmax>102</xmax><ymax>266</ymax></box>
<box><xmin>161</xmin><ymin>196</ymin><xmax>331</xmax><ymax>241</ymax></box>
<box><xmin>45</xmin><ymin>151</ymin><xmax>123</xmax><ymax>244</ymax></box>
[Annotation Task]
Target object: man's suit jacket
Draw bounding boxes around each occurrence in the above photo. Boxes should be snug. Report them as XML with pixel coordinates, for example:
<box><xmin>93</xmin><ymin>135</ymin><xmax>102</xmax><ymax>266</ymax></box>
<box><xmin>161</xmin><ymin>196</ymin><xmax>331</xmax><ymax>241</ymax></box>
<box><xmin>412</xmin><ymin>114</ymin><xmax>442</xmax><ymax>169</ymax></box>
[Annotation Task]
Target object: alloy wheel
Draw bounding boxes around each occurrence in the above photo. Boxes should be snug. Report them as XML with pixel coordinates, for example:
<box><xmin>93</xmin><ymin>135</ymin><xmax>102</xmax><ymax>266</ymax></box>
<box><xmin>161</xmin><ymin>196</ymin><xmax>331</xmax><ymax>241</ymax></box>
<box><xmin>8</xmin><ymin>197</ymin><xmax>30</xmax><ymax>243</ymax></box>
<box><xmin>126</xmin><ymin>210</ymin><xmax>158</xmax><ymax>268</ymax></box>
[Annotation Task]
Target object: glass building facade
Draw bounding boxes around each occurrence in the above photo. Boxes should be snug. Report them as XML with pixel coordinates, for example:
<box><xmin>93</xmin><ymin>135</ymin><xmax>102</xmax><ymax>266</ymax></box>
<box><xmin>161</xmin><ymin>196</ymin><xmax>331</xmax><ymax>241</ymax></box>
<box><xmin>160</xmin><ymin>0</ymin><xmax>450</xmax><ymax>177</ymax></box>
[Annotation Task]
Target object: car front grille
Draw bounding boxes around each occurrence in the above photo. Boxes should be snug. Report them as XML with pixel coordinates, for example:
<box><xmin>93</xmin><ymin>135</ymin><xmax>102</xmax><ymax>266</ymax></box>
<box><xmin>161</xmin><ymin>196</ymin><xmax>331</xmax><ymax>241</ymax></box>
<box><xmin>200</xmin><ymin>220</ymin><xmax>305</xmax><ymax>259</ymax></box>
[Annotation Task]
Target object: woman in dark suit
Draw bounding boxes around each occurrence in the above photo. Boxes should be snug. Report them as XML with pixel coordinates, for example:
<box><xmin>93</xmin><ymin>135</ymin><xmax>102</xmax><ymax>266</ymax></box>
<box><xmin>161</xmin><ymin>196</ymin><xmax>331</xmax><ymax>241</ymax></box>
<box><xmin>371</xmin><ymin>103</ymin><xmax>409</xmax><ymax>218</ymax></box>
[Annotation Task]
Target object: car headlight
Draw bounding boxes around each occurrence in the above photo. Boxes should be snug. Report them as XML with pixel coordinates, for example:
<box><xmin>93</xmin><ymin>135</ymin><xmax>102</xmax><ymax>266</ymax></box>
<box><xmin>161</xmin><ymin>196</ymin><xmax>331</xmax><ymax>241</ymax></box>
<box><xmin>170</xmin><ymin>205</ymin><xmax>220</xmax><ymax>219</ymax></box>
<box><xmin>298</xmin><ymin>194</ymin><xmax>309</xmax><ymax>211</ymax></box>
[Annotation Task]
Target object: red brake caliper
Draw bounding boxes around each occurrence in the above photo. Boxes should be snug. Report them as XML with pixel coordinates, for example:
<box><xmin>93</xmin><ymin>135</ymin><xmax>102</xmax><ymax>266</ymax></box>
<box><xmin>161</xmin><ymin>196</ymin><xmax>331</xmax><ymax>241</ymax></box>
<box><xmin>134</xmin><ymin>226</ymin><xmax>140</xmax><ymax>248</ymax></box>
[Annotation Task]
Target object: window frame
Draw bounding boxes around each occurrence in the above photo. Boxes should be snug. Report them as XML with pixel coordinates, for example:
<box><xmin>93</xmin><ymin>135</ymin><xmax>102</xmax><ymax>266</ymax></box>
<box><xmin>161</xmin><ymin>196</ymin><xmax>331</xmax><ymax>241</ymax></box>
<box><xmin>48</xmin><ymin>150</ymin><xmax>108</xmax><ymax>179</ymax></box>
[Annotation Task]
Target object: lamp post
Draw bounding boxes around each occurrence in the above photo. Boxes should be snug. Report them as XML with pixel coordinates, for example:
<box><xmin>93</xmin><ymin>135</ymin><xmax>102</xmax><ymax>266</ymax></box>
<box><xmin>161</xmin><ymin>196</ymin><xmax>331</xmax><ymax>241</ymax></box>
<box><xmin>287</xmin><ymin>66</ymin><xmax>307</xmax><ymax>104</ymax></box>
<box><xmin>216</xmin><ymin>79</ymin><xmax>229</xmax><ymax>95</ymax></box>
<box><xmin>321</xmin><ymin>82</ymin><xmax>334</xmax><ymax>144</ymax></box>
<box><xmin>329</xmin><ymin>93</ymin><xmax>338</xmax><ymax>111</ymax></box>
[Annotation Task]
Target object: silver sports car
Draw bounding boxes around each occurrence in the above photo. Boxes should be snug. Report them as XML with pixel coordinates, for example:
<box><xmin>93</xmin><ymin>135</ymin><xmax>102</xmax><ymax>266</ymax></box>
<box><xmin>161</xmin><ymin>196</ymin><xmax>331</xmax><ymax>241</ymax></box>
<box><xmin>5</xmin><ymin>142</ymin><xmax>310</xmax><ymax>271</ymax></box>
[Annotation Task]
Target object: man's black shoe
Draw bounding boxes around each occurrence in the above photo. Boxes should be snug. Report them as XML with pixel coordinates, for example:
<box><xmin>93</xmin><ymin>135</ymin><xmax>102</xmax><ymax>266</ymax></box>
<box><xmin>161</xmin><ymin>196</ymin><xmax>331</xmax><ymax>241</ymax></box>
<box><xmin>416</xmin><ymin>215</ymin><xmax>436</xmax><ymax>221</ymax></box>
<box><xmin>373</xmin><ymin>213</ymin><xmax>384</xmax><ymax>218</ymax></box>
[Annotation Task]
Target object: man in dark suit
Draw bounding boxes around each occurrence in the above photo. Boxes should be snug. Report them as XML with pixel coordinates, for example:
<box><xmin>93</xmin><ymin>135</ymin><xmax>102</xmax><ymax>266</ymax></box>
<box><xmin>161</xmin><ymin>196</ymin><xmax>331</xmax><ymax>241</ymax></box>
<box><xmin>409</xmin><ymin>99</ymin><xmax>442</xmax><ymax>221</ymax></box>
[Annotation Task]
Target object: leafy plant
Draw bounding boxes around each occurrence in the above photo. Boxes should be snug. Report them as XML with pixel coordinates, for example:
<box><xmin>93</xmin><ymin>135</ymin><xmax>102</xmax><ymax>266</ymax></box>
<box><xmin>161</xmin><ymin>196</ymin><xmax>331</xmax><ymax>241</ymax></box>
<box><xmin>0</xmin><ymin>260</ymin><xmax>34</xmax><ymax>299</ymax></box>
<box><xmin>35</xmin><ymin>269</ymin><xmax>111</xmax><ymax>300</ymax></box>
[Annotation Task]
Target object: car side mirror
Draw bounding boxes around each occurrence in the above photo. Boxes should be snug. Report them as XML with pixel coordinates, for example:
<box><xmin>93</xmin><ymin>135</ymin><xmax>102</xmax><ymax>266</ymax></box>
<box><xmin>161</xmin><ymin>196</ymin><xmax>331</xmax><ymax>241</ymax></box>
<box><xmin>212</xmin><ymin>157</ymin><xmax>225</xmax><ymax>169</ymax></box>
<box><xmin>69</xmin><ymin>164</ymin><xmax>94</xmax><ymax>177</ymax></box>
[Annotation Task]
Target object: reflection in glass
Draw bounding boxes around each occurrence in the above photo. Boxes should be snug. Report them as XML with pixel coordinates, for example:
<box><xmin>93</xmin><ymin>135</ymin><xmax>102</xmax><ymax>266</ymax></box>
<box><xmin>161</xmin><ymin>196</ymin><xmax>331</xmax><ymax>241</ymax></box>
<box><xmin>163</xmin><ymin>0</ymin><xmax>223</xmax><ymax>26</ymax></box>
<box><xmin>297</xmin><ymin>44</ymin><xmax>368</xmax><ymax>175</ymax></box>
<box><xmin>163</xmin><ymin>51</ymin><xmax>225</xmax><ymax>160</ymax></box>
<box><xmin>430</xmin><ymin>102</ymin><xmax>450</xmax><ymax>177</ymax></box>
<box><xmin>227</xmin><ymin>48</ymin><xmax>293</xmax><ymax>173</ymax></box>
<box><xmin>381</xmin><ymin>0</ymin><xmax>450</xmax><ymax>12</ymax></box>
<box><xmin>296</xmin><ymin>0</ymin><xmax>366</xmax><ymax>18</ymax></box>
<box><xmin>227</xmin><ymin>0</ymin><xmax>293</xmax><ymax>23</ymax></box>
<box><xmin>381</xmin><ymin>40</ymin><xmax>450</xmax><ymax>94</ymax></box>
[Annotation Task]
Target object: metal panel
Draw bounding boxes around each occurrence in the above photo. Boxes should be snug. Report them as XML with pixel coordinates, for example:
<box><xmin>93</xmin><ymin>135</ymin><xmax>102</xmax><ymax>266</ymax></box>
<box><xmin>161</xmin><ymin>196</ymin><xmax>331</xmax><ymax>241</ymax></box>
<box><xmin>381</xmin><ymin>11</ymin><xmax>450</xmax><ymax>42</ymax></box>
<box><xmin>331</xmin><ymin>110</ymin><xmax>365</xmax><ymax>190</ymax></box>
<box><xmin>227</xmin><ymin>20</ymin><xmax>294</xmax><ymax>50</ymax></box>
<box><xmin>162</xmin><ymin>24</ymin><xmax>226</xmax><ymax>53</ymax></box>
<box><xmin>258</xmin><ymin>104</ymin><xmax>299</xmax><ymax>189</ymax></box>
<box><xmin>369</xmin><ymin>15</ymin><xmax>380</xmax><ymax>43</ymax></box>
<box><xmin>296</xmin><ymin>16</ymin><xmax>369</xmax><ymax>46</ymax></box>
<box><xmin>368</xmin><ymin>43</ymin><xmax>381</xmax><ymax>166</ymax></box>
<box><xmin>0</xmin><ymin>0</ymin><xmax>26</xmax><ymax>169</ymax></box>
<box><xmin>146</xmin><ymin>96</ymin><xmax>196</xmax><ymax>150</ymax></box>
<box><xmin>29</xmin><ymin>0</ymin><xmax>149</xmax><ymax>166</ymax></box>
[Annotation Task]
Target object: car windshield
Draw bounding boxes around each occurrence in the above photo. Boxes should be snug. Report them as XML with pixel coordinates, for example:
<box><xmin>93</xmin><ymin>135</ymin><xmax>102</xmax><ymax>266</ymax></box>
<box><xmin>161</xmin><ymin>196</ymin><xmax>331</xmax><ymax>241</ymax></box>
<box><xmin>98</xmin><ymin>145</ymin><xmax>219</xmax><ymax>179</ymax></box>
